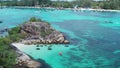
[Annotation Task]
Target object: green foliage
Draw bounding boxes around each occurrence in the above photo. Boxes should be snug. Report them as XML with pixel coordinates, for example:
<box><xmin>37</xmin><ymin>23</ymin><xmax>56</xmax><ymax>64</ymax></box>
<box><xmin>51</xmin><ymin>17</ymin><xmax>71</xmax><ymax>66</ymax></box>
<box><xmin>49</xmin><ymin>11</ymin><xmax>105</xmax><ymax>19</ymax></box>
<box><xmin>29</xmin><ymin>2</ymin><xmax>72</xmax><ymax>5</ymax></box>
<box><xmin>50</xmin><ymin>1</ymin><xmax>73</xmax><ymax>8</ymax></box>
<box><xmin>29</xmin><ymin>17</ymin><xmax>50</xmax><ymax>25</ymax></box>
<box><xmin>8</xmin><ymin>26</ymin><xmax>22</xmax><ymax>42</ymax></box>
<box><xmin>37</xmin><ymin>18</ymin><xmax>42</xmax><ymax>22</ymax></box>
<box><xmin>1</xmin><ymin>0</ymin><xmax>120</xmax><ymax>9</ymax></box>
<box><xmin>8</xmin><ymin>26</ymin><xmax>20</xmax><ymax>35</ymax></box>
<box><xmin>29</xmin><ymin>17</ymin><xmax>37</xmax><ymax>22</ymax></box>
<box><xmin>0</xmin><ymin>26</ymin><xmax>24</xmax><ymax>67</ymax></box>
<box><xmin>0</xmin><ymin>26</ymin><xmax>23</xmax><ymax>67</ymax></box>
<box><xmin>0</xmin><ymin>0</ymin><xmax>51</xmax><ymax>6</ymax></box>
<box><xmin>0</xmin><ymin>37</ymin><xmax>17</xmax><ymax>68</ymax></box>
<box><xmin>0</xmin><ymin>16</ymin><xmax>53</xmax><ymax>67</ymax></box>
<box><xmin>40</xmin><ymin>29</ymin><xmax>53</xmax><ymax>37</ymax></box>
<box><xmin>73</xmin><ymin>0</ymin><xmax>120</xmax><ymax>9</ymax></box>
<box><xmin>0</xmin><ymin>26</ymin><xmax>26</xmax><ymax>67</ymax></box>
<box><xmin>29</xmin><ymin>17</ymin><xmax>42</xmax><ymax>22</ymax></box>
<box><xmin>40</xmin><ymin>30</ymin><xmax>46</xmax><ymax>37</ymax></box>
<box><xmin>8</xmin><ymin>26</ymin><xmax>27</xmax><ymax>42</ymax></box>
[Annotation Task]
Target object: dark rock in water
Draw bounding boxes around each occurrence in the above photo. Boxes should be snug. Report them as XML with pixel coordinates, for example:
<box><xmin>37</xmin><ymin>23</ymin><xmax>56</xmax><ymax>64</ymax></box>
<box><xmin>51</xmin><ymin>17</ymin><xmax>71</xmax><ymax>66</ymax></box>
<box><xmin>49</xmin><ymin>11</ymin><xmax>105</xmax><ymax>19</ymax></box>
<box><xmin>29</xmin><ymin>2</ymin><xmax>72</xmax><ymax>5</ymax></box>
<box><xmin>105</xmin><ymin>21</ymin><xmax>113</xmax><ymax>24</ymax></box>
<box><xmin>0</xmin><ymin>21</ymin><xmax>2</xmax><ymax>23</ymax></box>
<box><xmin>36</xmin><ymin>48</ymin><xmax>40</xmax><ymax>50</ymax></box>
<box><xmin>40</xmin><ymin>45</ymin><xmax>43</xmax><ymax>47</ymax></box>
<box><xmin>49</xmin><ymin>45</ymin><xmax>52</xmax><ymax>47</ymax></box>
<box><xmin>65</xmin><ymin>45</ymin><xmax>69</xmax><ymax>47</ymax></box>
<box><xmin>48</xmin><ymin>47</ymin><xmax>52</xmax><ymax>50</ymax></box>
<box><xmin>36</xmin><ymin>45</ymin><xmax>39</xmax><ymax>47</ymax></box>
<box><xmin>70</xmin><ymin>48</ymin><xmax>78</xmax><ymax>51</ymax></box>
<box><xmin>37</xmin><ymin>59</ymin><xmax>52</xmax><ymax>68</ymax></box>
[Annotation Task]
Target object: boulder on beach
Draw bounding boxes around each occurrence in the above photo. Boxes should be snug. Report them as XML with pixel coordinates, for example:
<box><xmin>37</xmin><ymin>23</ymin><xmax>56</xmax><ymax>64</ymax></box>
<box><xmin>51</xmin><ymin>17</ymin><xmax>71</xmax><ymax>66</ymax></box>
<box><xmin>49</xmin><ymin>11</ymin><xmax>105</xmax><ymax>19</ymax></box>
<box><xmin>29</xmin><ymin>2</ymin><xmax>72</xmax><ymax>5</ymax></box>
<box><xmin>15</xmin><ymin>51</ymin><xmax>41</xmax><ymax>68</ymax></box>
<box><xmin>64</xmin><ymin>40</ymin><xmax>70</xmax><ymax>44</ymax></box>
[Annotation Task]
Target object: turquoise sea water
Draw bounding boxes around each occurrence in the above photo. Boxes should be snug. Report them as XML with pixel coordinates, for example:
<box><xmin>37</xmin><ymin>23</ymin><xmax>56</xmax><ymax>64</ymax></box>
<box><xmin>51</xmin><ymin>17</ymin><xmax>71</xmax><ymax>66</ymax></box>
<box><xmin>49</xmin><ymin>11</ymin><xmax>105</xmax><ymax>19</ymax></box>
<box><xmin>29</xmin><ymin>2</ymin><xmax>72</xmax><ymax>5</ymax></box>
<box><xmin>1</xmin><ymin>8</ymin><xmax>120</xmax><ymax>68</ymax></box>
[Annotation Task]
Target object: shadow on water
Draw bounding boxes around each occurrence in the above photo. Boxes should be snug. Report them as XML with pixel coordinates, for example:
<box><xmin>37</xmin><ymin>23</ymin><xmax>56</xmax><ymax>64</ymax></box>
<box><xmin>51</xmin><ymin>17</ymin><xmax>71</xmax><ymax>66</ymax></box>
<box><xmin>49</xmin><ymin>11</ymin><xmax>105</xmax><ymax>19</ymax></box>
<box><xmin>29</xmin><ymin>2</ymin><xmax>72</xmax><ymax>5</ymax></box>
<box><xmin>27</xmin><ymin>55</ymin><xmax>52</xmax><ymax>68</ymax></box>
<box><xmin>37</xmin><ymin>59</ymin><xmax>52</xmax><ymax>68</ymax></box>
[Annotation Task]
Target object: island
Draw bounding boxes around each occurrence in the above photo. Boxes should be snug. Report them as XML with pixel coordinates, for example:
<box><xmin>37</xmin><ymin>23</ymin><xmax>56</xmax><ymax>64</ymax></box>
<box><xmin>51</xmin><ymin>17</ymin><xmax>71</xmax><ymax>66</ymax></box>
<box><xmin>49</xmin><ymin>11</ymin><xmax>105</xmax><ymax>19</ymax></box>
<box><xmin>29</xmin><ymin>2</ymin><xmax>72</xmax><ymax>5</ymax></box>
<box><xmin>9</xmin><ymin>17</ymin><xmax>69</xmax><ymax>45</ymax></box>
<box><xmin>20</xmin><ymin>22</ymin><xmax>69</xmax><ymax>44</ymax></box>
<box><xmin>7</xmin><ymin>17</ymin><xmax>69</xmax><ymax>68</ymax></box>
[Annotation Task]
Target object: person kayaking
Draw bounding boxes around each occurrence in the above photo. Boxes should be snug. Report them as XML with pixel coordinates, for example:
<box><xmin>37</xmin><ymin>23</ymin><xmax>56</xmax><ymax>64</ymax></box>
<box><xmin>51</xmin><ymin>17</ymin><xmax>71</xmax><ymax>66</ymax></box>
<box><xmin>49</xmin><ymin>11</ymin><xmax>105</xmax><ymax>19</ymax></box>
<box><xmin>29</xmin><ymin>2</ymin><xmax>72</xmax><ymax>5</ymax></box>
<box><xmin>58</xmin><ymin>52</ymin><xmax>62</xmax><ymax>56</ymax></box>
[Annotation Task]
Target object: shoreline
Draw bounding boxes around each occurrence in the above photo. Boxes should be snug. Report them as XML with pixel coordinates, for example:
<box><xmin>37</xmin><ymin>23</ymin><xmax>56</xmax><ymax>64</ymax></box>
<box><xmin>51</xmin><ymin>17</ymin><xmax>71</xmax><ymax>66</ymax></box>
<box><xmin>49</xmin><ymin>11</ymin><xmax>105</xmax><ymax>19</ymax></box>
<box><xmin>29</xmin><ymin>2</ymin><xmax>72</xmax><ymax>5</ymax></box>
<box><xmin>11</xmin><ymin>42</ymin><xmax>73</xmax><ymax>68</ymax></box>
<box><xmin>5</xmin><ymin>6</ymin><xmax>120</xmax><ymax>12</ymax></box>
<box><xmin>75</xmin><ymin>8</ymin><xmax>120</xmax><ymax>12</ymax></box>
<box><xmin>11</xmin><ymin>43</ymin><xmax>42</xmax><ymax>68</ymax></box>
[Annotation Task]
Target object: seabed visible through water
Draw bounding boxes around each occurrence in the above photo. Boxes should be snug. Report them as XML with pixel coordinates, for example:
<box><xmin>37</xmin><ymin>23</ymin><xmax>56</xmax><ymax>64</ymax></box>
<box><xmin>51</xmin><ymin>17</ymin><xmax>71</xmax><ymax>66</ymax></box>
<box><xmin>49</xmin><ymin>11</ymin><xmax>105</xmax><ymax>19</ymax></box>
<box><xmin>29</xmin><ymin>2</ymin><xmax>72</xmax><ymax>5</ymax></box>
<box><xmin>0</xmin><ymin>8</ymin><xmax>120</xmax><ymax>68</ymax></box>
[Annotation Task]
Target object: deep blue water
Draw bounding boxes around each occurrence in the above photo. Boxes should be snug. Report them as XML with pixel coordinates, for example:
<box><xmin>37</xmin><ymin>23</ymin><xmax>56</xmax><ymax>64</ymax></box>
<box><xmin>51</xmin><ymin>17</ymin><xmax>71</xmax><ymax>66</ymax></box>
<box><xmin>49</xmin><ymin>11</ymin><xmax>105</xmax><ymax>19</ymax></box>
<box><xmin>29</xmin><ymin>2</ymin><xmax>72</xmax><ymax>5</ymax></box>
<box><xmin>0</xmin><ymin>8</ymin><xmax>120</xmax><ymax>68</ymax></box>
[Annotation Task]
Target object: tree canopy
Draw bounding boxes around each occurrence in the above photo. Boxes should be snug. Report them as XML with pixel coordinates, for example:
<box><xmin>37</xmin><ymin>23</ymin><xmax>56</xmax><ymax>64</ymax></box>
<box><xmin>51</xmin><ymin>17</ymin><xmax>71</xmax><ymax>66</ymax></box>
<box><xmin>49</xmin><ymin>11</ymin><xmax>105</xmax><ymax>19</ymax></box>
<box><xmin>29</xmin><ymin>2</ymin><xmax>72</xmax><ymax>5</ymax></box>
<box><xmin>0</xmin><ymin>0</ymin><xmax>120</xmax><ymax>9</ymax></box>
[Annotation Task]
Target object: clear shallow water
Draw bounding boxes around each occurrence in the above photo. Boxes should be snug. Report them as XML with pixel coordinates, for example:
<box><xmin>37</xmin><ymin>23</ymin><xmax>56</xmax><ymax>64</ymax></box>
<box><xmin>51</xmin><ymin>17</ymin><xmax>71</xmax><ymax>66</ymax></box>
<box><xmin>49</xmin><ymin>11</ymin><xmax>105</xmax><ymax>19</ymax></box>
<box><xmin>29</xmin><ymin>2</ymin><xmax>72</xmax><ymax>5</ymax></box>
<box><xmin>1</xmin><ymin>8</ymin><xmax>120</xmax><ymax>68</ymax></box>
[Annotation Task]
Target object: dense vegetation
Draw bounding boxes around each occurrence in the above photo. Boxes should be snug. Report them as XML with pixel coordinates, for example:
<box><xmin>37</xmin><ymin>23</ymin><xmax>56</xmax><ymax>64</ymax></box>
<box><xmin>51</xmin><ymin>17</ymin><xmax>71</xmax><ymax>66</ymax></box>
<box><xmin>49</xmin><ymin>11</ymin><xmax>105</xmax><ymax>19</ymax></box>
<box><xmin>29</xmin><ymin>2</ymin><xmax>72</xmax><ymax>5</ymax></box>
<box><xmin>0</xmin><ymin>0</ymin><xmax>120</xmax><ymax>9</ymax></box>
<box><xmin>9</xmin><ymin>17</ymin><xmax>52</xmax><ymax>40</ymax></box>
<box><xmin>0</xmin><ymin>23</ymin><xmax>23</xmax><ymax>68</ymax></box>
<box><xmin>0</xmin><ymin>17</ymin><xmax>46</xmax><ymax>68</ymax></box>
<box><xmin>0</xmin><ymin>36</ymin><xmax>17</xmax><ymax>68</ymax></box>
<box><xmin>0</xmin><ymin>0</ymin><xmax>51</xmax><ymax>7</ymax></box>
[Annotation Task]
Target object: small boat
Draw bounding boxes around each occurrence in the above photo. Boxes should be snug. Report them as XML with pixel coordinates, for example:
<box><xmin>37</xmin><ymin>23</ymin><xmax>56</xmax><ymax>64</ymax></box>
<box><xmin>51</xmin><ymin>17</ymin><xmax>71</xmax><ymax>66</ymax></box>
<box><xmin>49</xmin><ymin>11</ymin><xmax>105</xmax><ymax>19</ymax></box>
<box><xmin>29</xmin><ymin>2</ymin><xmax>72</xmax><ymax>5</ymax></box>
<box><xmin>59</xmin><ymin>52</ymin><xmax>62</xmax><ymax>56</ymax></box>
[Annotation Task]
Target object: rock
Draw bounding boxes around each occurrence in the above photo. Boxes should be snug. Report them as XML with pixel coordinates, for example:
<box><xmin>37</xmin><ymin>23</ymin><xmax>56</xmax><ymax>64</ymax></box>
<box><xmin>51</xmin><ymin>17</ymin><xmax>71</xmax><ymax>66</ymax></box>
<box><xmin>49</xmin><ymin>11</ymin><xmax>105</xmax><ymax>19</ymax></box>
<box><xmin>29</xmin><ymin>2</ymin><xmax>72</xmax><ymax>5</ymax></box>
<box><xmin>40</xmin><ymin>45</ymin><xmax>43</xmax><ymax>47</ymax></box>
<box><xmin>48</xmin><ymin>47</ymin><xmax>52</xmax><ymax>50</ymax></box>
<box><xmin>45</xmin><ymin>45</ymin><xmax>47</xmax><ymax>46</ymax></box>
<box><xmin>11</xmin><ymin>43</ymin><xmax>41</xmax><ymax>68</ymax></box>
<box><xmin>26</xmin><ymin>60</ymin><xmax>41</xmax><ymax>68</ymax></box>
<box><xmin>0</xmin><ymin>21</ymin><xmax>2</xmax><ymax>23</ymax></box>
<box><xmin>15</xmin><ymin>50</ymin><xmax>41</xmax><ymax>68</ymax></box>
<box><xmin>48</xmin><ymin>40</ymin><xmax>52</xmax><ymax>44</ymax></box>
<box><xmin>42</xmin><ymin>40</ymin><xmax>45</xmax><ymax>44</ymax></box>
<box><xmin>65</xmin><ymin>45</ymin><xmax>69</xmax><ymax>47</ymax></box>
<box><xmin>64</xmin><ymin>40</ymin><xmax>69</xmax><ymax>44</ymax></box>
<box><xmin>36</xmin><ymin>45</ymin><xmax>39</xmax><ymax>47</ymax></box>
<box><xmin>36</xmin><ymin>48</ymin><xmax>40</xmax><ymax>50</ymax></box>
<box><xmin>57</xmin><ymin>37</ymin><xmax>64</xmax><ymax>42</ymax></box>
<box><xmin>19</xmin><ymin>22</ymin><xmax>69</xmax><ymax>44</ymax></box>
<box><xmin>57</xmin><ymin>33</ymin><xmax>64</xmax><ymax>37</ymax></box>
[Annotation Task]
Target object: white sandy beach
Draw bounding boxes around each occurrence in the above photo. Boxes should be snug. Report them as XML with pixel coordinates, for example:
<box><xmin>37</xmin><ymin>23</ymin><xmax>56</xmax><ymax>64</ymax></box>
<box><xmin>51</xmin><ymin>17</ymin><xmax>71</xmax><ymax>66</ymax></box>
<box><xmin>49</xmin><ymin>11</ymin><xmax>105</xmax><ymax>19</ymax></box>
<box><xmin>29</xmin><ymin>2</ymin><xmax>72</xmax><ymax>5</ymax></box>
<box><xmin>10</xmin><ymin>6</ymin><xmax>120</xmax><ymax>12</ymax></box>
<box><xmin>11</xmin><ymin>43</ymin><xmax>41</xmax><ymax>68</ymax></box>
<box><xmin>12</xmin><ymin>43</ymin><xmax>75</xmax><ymax>68</ymax></box>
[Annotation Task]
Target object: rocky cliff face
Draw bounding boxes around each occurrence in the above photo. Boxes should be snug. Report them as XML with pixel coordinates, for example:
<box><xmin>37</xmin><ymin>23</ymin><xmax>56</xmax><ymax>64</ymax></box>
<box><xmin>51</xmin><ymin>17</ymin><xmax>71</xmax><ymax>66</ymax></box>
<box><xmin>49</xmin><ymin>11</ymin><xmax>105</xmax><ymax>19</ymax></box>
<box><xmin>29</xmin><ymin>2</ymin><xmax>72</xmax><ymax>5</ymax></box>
<box><xmin>20</xmin><ymin>22</ymin><xmax>69</xmax><ymax>44</ymax></box>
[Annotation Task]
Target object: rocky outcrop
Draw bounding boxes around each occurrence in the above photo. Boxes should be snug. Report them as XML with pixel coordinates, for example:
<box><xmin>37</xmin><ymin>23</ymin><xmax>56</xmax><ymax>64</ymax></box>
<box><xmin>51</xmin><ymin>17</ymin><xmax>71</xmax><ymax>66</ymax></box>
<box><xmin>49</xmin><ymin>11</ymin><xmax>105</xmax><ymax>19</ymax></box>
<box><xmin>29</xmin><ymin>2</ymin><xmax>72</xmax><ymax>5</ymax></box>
<box><xmin>11</xmin><ymin>43</ymin><xmax>41</xmax><ymax>68</ymax></box>
<box><xmin>20</xmin><ymin>22</ymin><xmax>69</xmax><ymax>44</ymax></box>
<box><xmin>15</xmin><ymin>51</ymin><xmax>41</xmax><ymax>68</ymax></box>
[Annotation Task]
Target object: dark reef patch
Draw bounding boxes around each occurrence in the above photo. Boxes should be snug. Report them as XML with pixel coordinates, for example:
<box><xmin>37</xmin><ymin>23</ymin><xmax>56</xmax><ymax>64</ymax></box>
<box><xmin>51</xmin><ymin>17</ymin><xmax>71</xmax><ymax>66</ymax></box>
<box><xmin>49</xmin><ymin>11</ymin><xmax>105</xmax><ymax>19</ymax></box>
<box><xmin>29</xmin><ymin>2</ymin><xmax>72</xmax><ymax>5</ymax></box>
<box><xmin>26</xmin><ymin>54</ymin><xmax>52</xmax><ymax>68</ymax></box>
<box><xmin>0</xmin><ymin>21</ymin><xmax>2</xmax><ymax>23</ymax></box>
<box><xmin>37</xmin><ymin>59</ymin><xmax>52</xmax><ymax>68</ymax></box>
